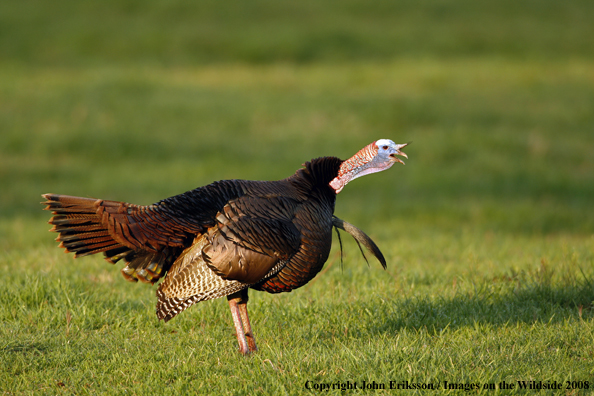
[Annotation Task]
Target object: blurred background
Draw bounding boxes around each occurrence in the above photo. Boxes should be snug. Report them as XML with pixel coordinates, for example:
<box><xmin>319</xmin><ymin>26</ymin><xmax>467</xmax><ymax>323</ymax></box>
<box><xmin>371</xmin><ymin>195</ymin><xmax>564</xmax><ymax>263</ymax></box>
<box><xmin>1</xmin><ymin>0</ymin><xmax>593</xmax><ymax>242</ymax></box>
<box><xmin>2</xmin><ymin>3</ymin><xmax>593</xmax><ymax>390</ymax></box>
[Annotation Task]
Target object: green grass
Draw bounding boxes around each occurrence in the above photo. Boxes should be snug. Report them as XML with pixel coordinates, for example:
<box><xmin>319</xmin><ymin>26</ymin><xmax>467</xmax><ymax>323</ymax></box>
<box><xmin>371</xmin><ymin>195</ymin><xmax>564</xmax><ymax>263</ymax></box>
<box><xmin>1</xmin><ymin>0</ymin><xmax>594</xmax><ymax>394</ymax></box>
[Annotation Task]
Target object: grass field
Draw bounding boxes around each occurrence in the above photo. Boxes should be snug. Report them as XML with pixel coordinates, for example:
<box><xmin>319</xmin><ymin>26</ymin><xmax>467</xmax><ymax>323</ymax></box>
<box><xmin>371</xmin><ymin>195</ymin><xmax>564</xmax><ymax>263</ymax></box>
<box><xmin>1</xmin><ymin>0</ymin><xmax>594</xmax><ymax>394</ymax></box>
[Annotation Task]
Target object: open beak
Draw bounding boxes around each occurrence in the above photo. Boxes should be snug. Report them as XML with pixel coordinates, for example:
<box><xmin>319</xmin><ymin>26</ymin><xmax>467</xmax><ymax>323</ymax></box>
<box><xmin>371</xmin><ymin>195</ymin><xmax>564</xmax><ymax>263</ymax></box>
<box><xmin>390</xmin><ymin>142</ymin><xmax>409</xmax><ymax>165</ymax></box>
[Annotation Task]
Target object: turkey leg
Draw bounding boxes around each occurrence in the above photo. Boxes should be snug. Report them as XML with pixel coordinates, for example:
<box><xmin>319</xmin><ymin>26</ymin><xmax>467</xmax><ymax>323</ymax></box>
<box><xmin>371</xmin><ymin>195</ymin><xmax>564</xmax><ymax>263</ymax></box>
<box><xmin>237</xmin><ymin>290</ymin><xmax>257</xmax><ymax>353</ymax></box>
<box><xmin>227</xmin><ymin>289</ymin><xmax>257</xmax><ymax>354</ymax></box>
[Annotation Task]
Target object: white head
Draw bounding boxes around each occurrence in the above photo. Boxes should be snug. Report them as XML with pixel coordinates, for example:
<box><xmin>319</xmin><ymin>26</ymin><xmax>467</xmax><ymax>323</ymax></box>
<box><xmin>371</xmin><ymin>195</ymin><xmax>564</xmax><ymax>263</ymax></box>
<box><xmin>329</xmin><ymin>139</ymin><xmax>408</xmax><ymax>193</ymax></box>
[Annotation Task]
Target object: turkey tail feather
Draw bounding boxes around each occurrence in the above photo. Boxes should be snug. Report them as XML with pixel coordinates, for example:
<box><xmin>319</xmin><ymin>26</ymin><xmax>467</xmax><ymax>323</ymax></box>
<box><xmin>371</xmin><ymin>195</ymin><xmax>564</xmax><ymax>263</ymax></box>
<box><xmin>42</xmin><ymin>194</ymin><xmax>124</xmax><ymax>258</ymax></box>
<box><xmin>42</xmin><ymin>193</ymin><xmax>173</xmax><ymax>284</ymax></box>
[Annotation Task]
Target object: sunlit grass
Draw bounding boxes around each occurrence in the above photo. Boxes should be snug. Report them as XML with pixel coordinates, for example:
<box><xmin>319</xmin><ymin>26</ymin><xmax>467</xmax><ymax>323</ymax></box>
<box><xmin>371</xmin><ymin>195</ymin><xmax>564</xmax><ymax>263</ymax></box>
<box><xmin>1</xmin><ymin>218</ymin><xmax>593</xmax><ymax>394</ymax></box>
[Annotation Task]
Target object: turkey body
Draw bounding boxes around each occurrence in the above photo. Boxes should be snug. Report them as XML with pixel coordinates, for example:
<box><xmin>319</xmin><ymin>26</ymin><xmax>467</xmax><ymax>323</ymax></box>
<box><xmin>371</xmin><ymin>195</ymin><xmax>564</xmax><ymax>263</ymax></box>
<box><xmin>43</xmin><ymin>140</ymin><xmax>407</xmax><ymax>354</ymax></box>
<box><xmin>152</xmin><ymin>157</ymin><xmax>342</xmax><ymax>320</ymax></box>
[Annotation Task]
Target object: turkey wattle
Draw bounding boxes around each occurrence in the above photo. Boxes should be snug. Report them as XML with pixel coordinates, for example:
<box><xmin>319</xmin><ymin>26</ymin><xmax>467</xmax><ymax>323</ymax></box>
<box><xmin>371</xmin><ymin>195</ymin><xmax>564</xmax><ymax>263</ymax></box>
<box><xmin>42</xmin><ymin>139</ymin><xmax>408</xmax><ymax>354</ymax></box>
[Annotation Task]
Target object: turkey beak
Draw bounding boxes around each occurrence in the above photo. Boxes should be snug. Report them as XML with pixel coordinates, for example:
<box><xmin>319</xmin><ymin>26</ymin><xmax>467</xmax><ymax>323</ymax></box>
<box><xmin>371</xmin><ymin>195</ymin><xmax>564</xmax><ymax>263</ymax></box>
<box><xmin>389</xmin><ymin>143</ymin><xmax>409</xmax><ymax>165</ymax></box>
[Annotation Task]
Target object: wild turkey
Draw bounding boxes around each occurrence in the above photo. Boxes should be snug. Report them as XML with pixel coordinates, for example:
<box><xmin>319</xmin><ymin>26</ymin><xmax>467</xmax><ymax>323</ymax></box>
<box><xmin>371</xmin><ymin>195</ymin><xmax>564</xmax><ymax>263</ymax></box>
<box><xmin>42</xmin><ymin>139</ymin><xmax>408</xmax><ymax>354</ymax></box>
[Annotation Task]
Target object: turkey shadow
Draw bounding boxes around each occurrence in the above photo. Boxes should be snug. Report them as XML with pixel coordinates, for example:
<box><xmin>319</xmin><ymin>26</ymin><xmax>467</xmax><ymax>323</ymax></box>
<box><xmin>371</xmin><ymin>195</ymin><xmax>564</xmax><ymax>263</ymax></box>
<box><xmin>368</xmin><ymin>281</ymin><xmax>593</xmax><ymax>335</ymax></box>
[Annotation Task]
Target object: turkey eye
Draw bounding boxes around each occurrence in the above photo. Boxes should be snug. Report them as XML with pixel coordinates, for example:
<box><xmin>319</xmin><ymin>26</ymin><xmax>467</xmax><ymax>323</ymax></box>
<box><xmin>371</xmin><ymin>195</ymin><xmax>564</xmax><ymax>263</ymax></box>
<box><xmin>382</xmin><ymin>145</ymin><xmax>388</xmax><ymax>150</ymax></box>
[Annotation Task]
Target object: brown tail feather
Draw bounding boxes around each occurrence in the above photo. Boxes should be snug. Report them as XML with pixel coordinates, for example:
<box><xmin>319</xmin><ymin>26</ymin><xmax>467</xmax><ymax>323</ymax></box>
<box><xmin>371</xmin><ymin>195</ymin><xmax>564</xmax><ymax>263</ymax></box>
<box><xmin>43</xmin><ymin>194</ymin><xmax>122</xmax><ymax>258</ymax></box>
<box><xmin>42</xmin><ymin>193</ymin><xmax>176</xmax><ymax>284</ymax></box>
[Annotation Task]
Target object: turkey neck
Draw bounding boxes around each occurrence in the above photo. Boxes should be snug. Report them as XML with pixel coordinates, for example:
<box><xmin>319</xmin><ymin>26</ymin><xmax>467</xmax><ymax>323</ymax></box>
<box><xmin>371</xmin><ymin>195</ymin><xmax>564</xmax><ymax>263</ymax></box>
<box><xmin>287</xmin><ymin>156</ymin><xmax>342</xmax><ymax>204</ymax></box>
